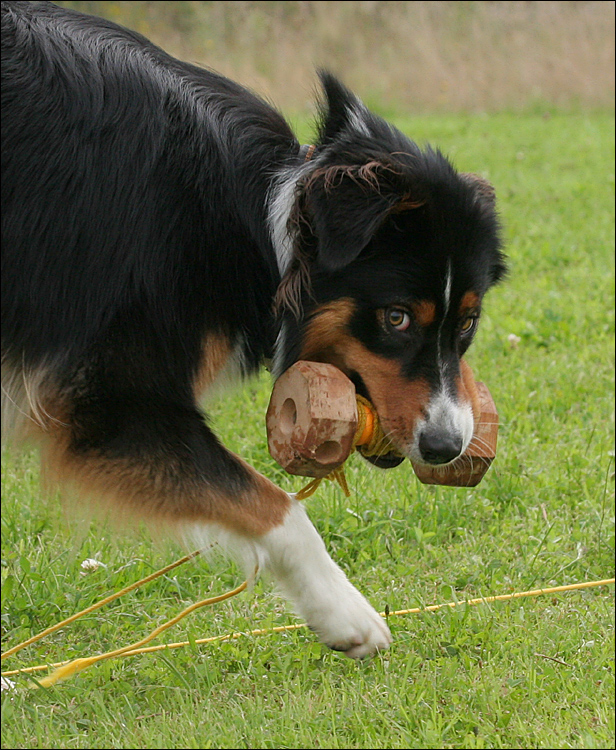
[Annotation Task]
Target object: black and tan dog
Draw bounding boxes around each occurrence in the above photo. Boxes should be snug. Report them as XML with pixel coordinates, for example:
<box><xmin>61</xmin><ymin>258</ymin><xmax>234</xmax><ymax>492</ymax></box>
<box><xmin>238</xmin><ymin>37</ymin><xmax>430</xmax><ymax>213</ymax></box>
<box><xmin>1</xmin><ymin>1</ymin><xmax>506</xmax><ymax>657</ymax></box>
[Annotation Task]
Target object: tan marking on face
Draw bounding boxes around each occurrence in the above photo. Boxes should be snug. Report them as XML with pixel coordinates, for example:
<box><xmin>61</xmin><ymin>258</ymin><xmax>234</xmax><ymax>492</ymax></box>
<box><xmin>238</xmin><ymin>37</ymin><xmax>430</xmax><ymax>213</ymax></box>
<box><xmin>411</xmin><ymin>300</ymin><xmax>436</xmax><ymax>327</ymax></box>
<box><xmin>193</xmin><ymin>332</ymin><xmax>234</xmax><ymax>398</ymax></box>
<box><xmin>300</xmin><ymin>304</ymin><xmax>430</xmax><ymax>453</ymax></box>
<box><xmin>300</xmin><ymin>299</ymin><xmax>357</xmax><ymax>363</ymax></box>
<box><xmin>459</xmin><ymin>292</ymin><xmax>480</xmax><ymax>315</ymax></box>
<box><xmin>343</xmin><ymin>340</ymin><xmax>430</xmax><ymax>452</ymax></box>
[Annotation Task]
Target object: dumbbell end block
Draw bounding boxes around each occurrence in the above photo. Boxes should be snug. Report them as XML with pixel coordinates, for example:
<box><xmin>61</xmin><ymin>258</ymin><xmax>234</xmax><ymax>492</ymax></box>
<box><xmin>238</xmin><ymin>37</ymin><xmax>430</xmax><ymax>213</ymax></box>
<box><xmin>266</xmin><ymin>361</ymin><xmax>357</xmax><ymax>478</ymax></box>
<box><xmin>411</xmin><ymin>381</ymin><xmax>498</xmax><ymax>487</ymax></box>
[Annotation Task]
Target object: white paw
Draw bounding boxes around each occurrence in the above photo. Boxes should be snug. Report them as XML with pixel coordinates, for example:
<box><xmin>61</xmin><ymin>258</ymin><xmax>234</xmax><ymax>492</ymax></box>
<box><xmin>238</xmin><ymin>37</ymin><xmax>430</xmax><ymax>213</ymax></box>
<box><xmin>304</xmin><ymin>583</ymin><xmax>392</xmax><ymax>659</ymax></box>
<box><xmin>247</xmin><ymin>498</ymin><xmax>392</xmax><ymax>658</ymax></box>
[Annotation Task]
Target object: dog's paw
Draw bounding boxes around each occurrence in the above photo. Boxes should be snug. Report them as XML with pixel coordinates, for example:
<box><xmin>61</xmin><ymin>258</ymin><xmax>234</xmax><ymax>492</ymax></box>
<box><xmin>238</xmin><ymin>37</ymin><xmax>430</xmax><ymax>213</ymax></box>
<box><xmin>305</xmin><ymin>585</ymin><xmax>392</xmax><ymax>659</ymax></box>
<box><xmin>258</xmin><ymin>499</ymin><xmax>392</xmax><ymax>658</ymax></box>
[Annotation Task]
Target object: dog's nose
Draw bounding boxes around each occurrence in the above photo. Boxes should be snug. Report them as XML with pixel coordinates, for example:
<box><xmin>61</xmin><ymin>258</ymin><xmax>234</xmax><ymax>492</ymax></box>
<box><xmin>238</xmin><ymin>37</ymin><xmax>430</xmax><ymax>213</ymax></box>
<box><xmin>418</xmin><ymin>428</ymin><xmax>463</xmax><ymax>465</ymax></box>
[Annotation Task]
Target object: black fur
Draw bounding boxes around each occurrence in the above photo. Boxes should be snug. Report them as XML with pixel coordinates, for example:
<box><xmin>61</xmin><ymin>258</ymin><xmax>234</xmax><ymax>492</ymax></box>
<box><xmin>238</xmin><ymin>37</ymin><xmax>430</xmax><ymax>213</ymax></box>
<box><xmin>2</xmin><ymin>1</ymin><xmax>505</xmax><ymax>509</ymax></box>
<box><xmin>2</xmin><ymin>1</ymin><xmax>292</xmax><ymax>375</ymax></box>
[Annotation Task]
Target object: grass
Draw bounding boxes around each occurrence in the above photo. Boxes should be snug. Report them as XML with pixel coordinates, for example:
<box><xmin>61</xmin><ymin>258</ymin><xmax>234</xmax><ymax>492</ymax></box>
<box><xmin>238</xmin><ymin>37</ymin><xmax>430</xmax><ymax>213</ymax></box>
<box><xmin>1</xmin><ymin>110</ymin><xmax>614</xmax><ymax>748</ymax></box>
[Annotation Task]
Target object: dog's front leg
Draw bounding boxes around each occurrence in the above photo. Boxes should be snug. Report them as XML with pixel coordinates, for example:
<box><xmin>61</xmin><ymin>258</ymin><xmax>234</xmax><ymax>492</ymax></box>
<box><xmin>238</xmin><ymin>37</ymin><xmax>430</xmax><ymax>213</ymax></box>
<box><xmin>187</xmin><ymin>460</ymin><xmax>391</xmax><ymax>658</ymax></box>
<box><xmin>46</xmin><ymin>386</ymin><xmax>390</xmax><ymax>658</ymax></box>
<box><xmin>254</xmin><ymin>494</ymin><xmax>392</xmax><ymax>657</ymax></box>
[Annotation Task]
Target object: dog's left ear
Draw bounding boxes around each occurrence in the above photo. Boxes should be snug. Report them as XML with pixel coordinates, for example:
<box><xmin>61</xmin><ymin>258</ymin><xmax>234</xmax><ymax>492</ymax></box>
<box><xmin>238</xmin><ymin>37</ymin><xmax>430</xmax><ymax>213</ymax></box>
<box><xmin>304</xmin><ymin>165</ymin><xmax>402</xmax><ymax>272</ymax></box>
<box><xmin>306</xmin><ymin>72</ymin><xmax>407</xmax><ymax>271</ymax></box>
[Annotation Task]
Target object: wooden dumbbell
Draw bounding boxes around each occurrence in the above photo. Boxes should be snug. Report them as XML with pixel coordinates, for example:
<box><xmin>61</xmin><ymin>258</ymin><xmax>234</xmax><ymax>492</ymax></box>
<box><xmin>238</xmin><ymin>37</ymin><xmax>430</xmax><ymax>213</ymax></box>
<box><xmin>266</xmin><ymin>360</ymin><xmax>498</xmax><ymax>486</ymax></box>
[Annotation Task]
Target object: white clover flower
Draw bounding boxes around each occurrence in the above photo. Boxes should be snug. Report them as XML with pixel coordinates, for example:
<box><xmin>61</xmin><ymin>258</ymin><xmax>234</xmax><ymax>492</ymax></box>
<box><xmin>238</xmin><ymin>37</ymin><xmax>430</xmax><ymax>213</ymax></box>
<box><xmin>1</xmin><ymin>677</ymin><xmax>16</xmax><ymax>692</ymax></box>
<box><xmin>80</xmin><ymin>558</ymin><xmax>107</xmax><ymax>573</ymax></box>
<box><xmin>507</xmin><ymin>333</ymin><xmax>521</xmax><ymax>349</ymax></box>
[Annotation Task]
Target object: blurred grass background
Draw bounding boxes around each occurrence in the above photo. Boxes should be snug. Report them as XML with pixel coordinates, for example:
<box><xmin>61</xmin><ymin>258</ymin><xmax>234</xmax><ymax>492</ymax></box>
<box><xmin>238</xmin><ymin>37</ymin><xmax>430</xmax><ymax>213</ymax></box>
<box><xmin>59</xmin><ymin>1</ymin><xmax>615</xmax><ymax>114</ymax></box>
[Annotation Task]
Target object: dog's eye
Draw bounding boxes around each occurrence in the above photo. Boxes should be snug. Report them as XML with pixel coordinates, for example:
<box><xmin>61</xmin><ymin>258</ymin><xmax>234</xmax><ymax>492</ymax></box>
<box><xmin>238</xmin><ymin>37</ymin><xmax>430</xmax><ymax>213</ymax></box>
<box><xmin>387</xmin><ymin>308</ymin><xmax>411</xmax><ymax>332</ymax></box>
<box><xmin>459</xmin><ymin>316</ymin><xmax>478</xmax><ymax>336</ymax></box>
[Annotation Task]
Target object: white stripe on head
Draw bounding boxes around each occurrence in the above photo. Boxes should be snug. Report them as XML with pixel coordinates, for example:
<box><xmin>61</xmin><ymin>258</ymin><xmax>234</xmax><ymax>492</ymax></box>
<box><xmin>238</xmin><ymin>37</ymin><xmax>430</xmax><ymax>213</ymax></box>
<box><xmin>409</xmin><ymin>259</ymin><xmax>473</xmax><ymax>463</ymax></box>
<box><xmin>436</xmin><ymin>259</ymin><xmax>453</xmax><ymax>373</ymax></box>
<box><xmin>443</xmin><ymin>259</ymin><xmax>453</xmax><ymax>317</ymax></box>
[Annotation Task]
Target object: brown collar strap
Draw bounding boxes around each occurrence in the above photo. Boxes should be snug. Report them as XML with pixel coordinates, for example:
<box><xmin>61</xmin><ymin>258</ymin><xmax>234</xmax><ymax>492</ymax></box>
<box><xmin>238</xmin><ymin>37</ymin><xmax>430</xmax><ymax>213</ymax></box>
<box><xmin>299</xmin><ymin>144</ymin><xmax>316</xmax><ymax>162</ymax></box>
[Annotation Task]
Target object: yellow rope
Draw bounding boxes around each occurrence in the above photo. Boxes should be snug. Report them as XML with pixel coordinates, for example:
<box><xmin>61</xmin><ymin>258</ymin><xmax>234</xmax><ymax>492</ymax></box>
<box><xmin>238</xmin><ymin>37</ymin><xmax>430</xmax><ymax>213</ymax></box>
<box><xmin>296</xmin><ymin>465</ymin><xmax>350</xmax><ymax>500</ymax></box>
<box><xmin>33</xmin><ymin>578</ymin><xmax>248</xmax><ymax>688</ymax></box>
<box><xmin>385</xmin><ymin>578</ymin><xmax>614</xmax><ymax>615</ymax></box>
<box><xmin>1</xmin><ymin>550</ymin><xmax>202</xmax><ymax>661</ymax></box>
<box><xmin>354</xmin><ymin>394</ymin><xmax>403</xmax><ymax>460</ymax></box>
<box><xmin>1</xmin><ymin>547</ymin><xmax>250</xmax><ymax>687</ymax></box>
<box><xmin>297</xmin><ymin>395</ymin><xmax>402</xmax><ymax>500</ymax></box>
<box><xmin>2</xmin><ymin>578</ymin><xmax>612</xmax><ymax>682</ymax></box>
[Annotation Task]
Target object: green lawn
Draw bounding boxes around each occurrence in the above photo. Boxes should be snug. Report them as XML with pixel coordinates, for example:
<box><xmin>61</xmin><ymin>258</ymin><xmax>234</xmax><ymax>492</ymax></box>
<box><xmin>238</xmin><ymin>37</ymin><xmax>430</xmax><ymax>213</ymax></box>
<box><xmin>2</xmin><ymin>109</ymin><xmax>614</xmax><ymax>749</ymax></box>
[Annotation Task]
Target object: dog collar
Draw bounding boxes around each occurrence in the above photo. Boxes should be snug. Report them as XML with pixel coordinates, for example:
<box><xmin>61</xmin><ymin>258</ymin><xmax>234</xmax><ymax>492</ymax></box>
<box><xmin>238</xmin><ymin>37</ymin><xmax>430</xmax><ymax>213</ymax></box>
<box><xmin>299</xmin><ymin>144</ymin><xmax>316</xmax><ymax>162</ymax></box>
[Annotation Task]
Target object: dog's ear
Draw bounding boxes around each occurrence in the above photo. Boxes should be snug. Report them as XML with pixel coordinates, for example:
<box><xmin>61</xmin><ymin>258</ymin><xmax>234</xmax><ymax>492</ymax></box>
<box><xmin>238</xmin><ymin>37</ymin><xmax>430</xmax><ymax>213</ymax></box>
<box><xmin>308</xmin><ymin>72</ymin><xmax>426</xmax><ymax>271</ymax></box>
<box><xmin>317</xmin><ymin>70</ymin><xmax>372</xmax><ymax>143</ymax></box>
<box><xmin>304</xmin><ymin>164</ymin><xmax>403</xmax><ymax>272</ymax></box>
<box><xmin>460</xmin><ymin>172</ymin><xmax>496</xmax><ymax>206</ymax></box>
<box><xmin>309</xmin><ymin>72</ymin><xmax>388</xmax><ymax>270</ymax></box>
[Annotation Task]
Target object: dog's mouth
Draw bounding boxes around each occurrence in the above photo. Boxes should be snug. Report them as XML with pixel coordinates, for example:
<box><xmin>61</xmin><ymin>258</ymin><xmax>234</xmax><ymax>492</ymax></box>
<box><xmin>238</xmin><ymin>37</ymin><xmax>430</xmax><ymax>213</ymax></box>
<box><xmin>350</xmin><ymin>372</ymin><xmax>407</xmax><ymax>470</ymax></box>
<box><xmin>349</xmin><ymin>371</ymin><xmax>369</xmax><ymax>401</ymax></box>
<box><xmin>358</xmin><ymin>450</ymin><xmax>406</xmax><ymax>469</ymax></box>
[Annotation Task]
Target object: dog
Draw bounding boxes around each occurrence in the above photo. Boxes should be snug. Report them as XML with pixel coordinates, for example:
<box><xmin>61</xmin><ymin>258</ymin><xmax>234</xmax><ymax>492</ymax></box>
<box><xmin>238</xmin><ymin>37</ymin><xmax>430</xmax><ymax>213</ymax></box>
<box><xmin>1</xmin><ymin>1</ymin><xmax>506</xmax><ymax>658</ymax></box>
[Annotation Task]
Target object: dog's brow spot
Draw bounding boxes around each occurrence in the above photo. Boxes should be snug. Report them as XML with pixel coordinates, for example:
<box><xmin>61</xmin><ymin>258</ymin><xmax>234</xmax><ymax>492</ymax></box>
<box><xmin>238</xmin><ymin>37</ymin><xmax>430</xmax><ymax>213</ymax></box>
<box><xmin>313</xmin><ymin>299</ymin><xmax>356</xmax><ymax>329</ymax></box>
<box><xmin>412</xmin><ymin>300</ymin><xmax>436</xmax><ymax>327</ymax></box>
<box><xmin>459</xmin><ymin>291</ymin><xmax>480</xmax><ymax>314</ymax></box>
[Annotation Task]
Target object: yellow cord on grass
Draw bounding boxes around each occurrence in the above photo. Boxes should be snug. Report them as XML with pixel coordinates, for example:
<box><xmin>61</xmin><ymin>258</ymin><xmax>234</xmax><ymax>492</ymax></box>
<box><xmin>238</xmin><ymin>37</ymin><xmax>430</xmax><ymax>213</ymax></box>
<box><xmin>2</xmin><ymin>575</ymin><xmax>613</xmax><ymax>684</ymax></box>
<box><xmin>1</xmin><ymin>550</ymin><xmax>202</xmax><ymax>662</ymax></box>
<box><xmin>35</xmin><ymin>577</ymin><xmax>248</xmax><ymax>687</ymax></box>
<box><xmin>1</xmin><ymin>547</ymin><xmax>251</xmax><ymax>687</ymax></box>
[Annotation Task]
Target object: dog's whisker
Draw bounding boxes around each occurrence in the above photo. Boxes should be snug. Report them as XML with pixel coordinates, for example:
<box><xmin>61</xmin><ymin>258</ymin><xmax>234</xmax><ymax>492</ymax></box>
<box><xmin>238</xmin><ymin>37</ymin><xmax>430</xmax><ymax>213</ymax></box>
<box><xmin>467</xmin><ymin>434</ymin><xmax>492</xmax><ymax>452</ymax></box>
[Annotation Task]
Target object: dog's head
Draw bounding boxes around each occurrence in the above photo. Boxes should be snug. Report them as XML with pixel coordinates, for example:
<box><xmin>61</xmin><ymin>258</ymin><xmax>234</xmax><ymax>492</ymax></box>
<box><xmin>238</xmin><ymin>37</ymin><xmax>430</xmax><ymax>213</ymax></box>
<box><xmin>271</xmin><ymin>73</ymin><xmax>506</xmax><ymax>469</ymax></box>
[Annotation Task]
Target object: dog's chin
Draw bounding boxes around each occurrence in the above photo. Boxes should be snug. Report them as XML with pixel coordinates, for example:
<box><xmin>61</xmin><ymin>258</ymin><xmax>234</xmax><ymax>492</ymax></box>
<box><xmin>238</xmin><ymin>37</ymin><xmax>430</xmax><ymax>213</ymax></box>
<box><xmin>358</xmin><ymin>449</ymin><xmax>406</xmax><ymax>470</ymax></box>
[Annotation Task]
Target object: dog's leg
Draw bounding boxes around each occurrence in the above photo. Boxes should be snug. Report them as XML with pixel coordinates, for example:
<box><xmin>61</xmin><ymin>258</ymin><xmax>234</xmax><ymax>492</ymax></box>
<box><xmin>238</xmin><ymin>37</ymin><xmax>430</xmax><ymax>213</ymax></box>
<box><xmin>239</xmin><ymin>486</ymin><xmax>392</xmax><ymax>658</ymax></box>
<box><xmin>44</xmin><ymin>389</ymin><xmax>390</xmax><ymax>658</ymax></box>
<box><xmin>195</xmin><ymin>460</ymin><xmax>392</xmax><ymax>658</ymax></box>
